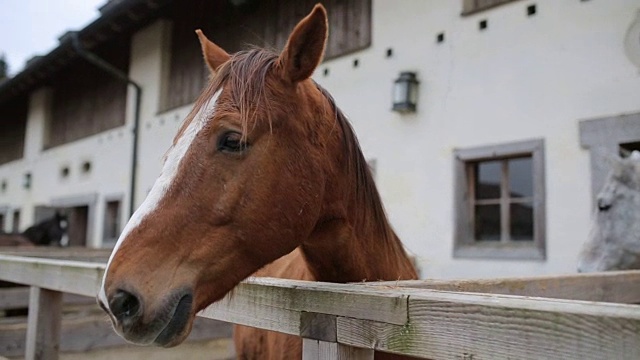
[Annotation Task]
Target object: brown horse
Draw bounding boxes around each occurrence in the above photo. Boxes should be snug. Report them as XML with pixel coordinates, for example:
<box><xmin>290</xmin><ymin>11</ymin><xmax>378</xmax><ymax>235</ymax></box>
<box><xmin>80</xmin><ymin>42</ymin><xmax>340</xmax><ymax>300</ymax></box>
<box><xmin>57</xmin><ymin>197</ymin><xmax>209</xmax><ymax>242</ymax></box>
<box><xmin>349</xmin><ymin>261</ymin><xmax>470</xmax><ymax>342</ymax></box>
<box><xmin>99</xmin><ymin>4</ymin><xmax>417</xmax><ymax>359</ymax></box>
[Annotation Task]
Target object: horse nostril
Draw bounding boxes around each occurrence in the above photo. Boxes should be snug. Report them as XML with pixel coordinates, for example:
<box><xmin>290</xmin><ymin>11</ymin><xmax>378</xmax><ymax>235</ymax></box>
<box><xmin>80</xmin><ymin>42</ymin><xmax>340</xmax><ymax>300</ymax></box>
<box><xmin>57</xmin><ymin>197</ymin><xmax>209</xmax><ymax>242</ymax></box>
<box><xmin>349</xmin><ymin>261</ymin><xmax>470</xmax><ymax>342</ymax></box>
<box><xmin>109</xmin><ymin>289</ymin><xmax>142</xmax><ymax>323</ymax></box>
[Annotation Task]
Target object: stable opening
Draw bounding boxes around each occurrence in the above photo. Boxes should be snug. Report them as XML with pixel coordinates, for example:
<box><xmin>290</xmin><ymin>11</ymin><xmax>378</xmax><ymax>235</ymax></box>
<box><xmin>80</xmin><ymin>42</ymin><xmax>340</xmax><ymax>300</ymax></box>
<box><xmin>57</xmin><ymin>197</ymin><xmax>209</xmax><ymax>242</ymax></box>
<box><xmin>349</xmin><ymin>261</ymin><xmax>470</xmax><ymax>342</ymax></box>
<box><xmin>437</xmin><ymin>32</ymin><xmax>445</xmax><ymax>43</ymax></box>
<box><xmin>619</xmin><ymin>141</ymin><xmax>640</xmax><ymax>157</ymax></box>
<box><xmin>527</xmin><ymin>4</ymin><xmax>536</xmax><ymax>16</ymax></box>
<box><xmin>103</xmin><ymin>200</ymin><xmax>121</xmax><ymax>246</ymax></box>
<box><xmin>65</xmin><ymin>205</ymin><xmax>89</xmax><ymax>246</ymax></box>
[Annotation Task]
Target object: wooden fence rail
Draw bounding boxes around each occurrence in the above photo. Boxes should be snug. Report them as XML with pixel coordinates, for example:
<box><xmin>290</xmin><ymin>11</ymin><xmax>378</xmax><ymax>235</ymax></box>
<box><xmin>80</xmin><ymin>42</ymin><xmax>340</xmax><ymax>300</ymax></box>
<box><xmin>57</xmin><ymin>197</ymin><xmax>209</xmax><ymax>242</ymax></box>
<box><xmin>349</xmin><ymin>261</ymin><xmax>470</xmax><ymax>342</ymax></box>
<box><xmin>1</xmin><ymin>253</ymin><xmax>640</xmax><ymax>360</ymax></box>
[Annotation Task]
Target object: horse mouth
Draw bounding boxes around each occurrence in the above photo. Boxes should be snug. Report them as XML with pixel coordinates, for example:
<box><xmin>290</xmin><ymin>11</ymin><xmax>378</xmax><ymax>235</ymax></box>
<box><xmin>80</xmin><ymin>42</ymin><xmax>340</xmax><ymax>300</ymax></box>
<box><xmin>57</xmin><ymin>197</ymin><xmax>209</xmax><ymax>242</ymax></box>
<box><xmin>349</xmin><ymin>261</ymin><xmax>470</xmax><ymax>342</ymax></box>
<box><xmin>154</xmin><ymin>293</ymin><xmax>194</xmax><ymax>347</ymax></box>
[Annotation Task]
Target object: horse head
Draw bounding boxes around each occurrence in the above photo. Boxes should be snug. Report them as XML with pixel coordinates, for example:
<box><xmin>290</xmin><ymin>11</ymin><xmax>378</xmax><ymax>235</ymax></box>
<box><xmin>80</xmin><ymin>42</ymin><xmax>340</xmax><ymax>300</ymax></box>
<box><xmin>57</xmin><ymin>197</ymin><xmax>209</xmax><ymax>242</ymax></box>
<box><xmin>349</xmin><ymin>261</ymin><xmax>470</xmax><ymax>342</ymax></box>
<box><xmin>578</xmin><ymin>154</ymin><xmax>640</xmax><ymax>272</ymax></box>
<box><xmin>99</xmin><ymin>5</ymin><xmax>335</xmax><ymax>347</ymax></box>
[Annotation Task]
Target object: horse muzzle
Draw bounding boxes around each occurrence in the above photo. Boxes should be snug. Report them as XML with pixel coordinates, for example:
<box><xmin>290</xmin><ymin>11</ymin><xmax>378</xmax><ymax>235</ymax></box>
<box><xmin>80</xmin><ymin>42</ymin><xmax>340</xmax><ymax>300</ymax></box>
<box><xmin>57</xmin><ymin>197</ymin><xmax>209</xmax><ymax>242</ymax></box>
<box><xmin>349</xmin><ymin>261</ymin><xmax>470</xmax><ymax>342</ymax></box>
<box><xmin>99</xmin><ymin>288</ymin><xmax>194</xmax><ymax>347</ymax></box>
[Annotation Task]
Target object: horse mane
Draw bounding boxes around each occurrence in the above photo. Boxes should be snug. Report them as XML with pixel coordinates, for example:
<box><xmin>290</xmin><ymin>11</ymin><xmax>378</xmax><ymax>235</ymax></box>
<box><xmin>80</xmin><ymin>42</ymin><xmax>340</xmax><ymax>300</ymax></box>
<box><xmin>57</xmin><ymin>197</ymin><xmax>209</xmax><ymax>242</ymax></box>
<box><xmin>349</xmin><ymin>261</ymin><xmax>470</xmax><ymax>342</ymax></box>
<box><xmin>313</xmin><ymin>83</ymin><xmax>399</xmax><ymax>244</ymax></box>
<box><xmin>173</xmin><ymin>48</ymin><xmax>278</xmax><ymax>146</ymax></box>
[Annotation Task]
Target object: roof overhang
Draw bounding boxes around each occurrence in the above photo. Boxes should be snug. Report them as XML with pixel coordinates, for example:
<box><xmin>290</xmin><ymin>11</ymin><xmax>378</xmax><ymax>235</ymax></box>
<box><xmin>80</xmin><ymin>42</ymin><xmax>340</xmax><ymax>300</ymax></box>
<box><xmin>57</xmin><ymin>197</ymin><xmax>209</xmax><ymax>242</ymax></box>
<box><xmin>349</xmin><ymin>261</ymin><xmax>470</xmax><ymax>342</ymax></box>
<box><xmin>0</xmin><ymin>0</ymin><xmax>171</xmax><ymax>104</ymax></box>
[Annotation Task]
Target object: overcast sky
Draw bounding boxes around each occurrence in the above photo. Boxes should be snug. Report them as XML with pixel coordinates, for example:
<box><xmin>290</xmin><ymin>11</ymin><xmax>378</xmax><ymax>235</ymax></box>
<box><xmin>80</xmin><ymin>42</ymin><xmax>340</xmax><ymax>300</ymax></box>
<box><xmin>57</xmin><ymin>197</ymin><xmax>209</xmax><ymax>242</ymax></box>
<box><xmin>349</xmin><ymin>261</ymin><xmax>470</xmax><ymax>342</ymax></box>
<box><xmin>0</xmin><ymin>0</ymin><xmax>105</xmax><ymax>76</ymax></box>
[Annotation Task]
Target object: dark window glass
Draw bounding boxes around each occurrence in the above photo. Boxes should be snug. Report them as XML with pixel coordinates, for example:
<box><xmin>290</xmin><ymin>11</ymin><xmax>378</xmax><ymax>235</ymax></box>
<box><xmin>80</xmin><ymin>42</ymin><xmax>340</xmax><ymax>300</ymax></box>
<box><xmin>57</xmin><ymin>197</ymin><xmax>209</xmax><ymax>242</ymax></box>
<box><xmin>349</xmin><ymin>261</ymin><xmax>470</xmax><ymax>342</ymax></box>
<box><xmin>474</xmin><ymin>204</ymin><xmax>501</xmax><ymax>241</ymax></box>
<box><xmin>508</xmin><ymin>157</ymin><xmax>533</xmax><ymax>198</ymax></box>
<box><xmin>510</xmin><ymin>202</ymin><xmax>534</xmax><ymax>241</ymax></box>
<box><xmin>475</xmin><ymin>161</ymin><xmax>501</xmax><ymax>199</ymax></box>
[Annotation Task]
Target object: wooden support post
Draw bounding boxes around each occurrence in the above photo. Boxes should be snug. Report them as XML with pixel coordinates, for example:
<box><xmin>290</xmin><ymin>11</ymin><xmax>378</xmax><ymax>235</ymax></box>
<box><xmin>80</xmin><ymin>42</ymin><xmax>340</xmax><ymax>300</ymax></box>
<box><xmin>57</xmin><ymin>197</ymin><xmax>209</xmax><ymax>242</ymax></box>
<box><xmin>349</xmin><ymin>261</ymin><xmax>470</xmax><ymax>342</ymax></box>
<box><xmin>301</xmin><ymin>312</ymin><xmax>374</xmax><ymax>359</ymax></box>
<box><xmin>25</xmin><ymin>286</ymin><xmax>63</xmax><ymax>360</ymax></box>
<box><xmin>302</xmin><ymin>339</ymin><xmax>374</xmax><ymax>360</ymax></box>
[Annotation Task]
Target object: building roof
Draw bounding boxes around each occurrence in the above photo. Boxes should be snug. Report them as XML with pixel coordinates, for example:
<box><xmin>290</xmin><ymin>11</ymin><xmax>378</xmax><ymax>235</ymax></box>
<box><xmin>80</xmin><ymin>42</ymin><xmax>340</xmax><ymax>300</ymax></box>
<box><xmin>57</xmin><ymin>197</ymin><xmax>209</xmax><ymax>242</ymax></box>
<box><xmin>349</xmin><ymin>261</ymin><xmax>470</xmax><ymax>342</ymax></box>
<box><xmin>0</xmin><ymin>0</ymin><xmax>172</xmax><ymax>104</ymax></box>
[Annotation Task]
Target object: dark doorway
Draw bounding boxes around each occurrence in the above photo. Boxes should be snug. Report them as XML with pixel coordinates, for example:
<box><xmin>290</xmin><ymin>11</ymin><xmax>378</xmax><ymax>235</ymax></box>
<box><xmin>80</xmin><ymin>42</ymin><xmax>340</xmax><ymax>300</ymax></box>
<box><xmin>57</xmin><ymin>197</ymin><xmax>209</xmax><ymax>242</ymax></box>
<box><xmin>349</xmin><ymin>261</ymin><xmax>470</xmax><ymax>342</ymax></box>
<box><xmin>66</xmin><ymin>206</ymin><xmax>89</xmax><ymax>246</ymax></box>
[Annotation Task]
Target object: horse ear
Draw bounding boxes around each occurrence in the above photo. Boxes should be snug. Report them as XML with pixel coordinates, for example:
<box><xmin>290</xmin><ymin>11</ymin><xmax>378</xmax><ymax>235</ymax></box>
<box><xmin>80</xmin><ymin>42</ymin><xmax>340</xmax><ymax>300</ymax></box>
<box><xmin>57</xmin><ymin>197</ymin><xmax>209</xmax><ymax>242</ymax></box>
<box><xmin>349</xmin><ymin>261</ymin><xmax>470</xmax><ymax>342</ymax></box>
<box><xmin>278</xmin><ymin>4</ymin><xmax>328</xmax><ymax>83</ymax></box>
<box><xmin>196</xmin><ymin>29</ymin><xmax>230</xmax><ymax>75</ymax></box>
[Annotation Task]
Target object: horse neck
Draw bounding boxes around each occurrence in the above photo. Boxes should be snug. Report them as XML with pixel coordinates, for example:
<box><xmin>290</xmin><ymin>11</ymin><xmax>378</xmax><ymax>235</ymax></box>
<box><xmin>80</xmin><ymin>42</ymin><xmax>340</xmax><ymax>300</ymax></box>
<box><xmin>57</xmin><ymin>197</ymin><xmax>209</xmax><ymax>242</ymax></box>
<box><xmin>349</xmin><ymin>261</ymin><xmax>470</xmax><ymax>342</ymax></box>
<box><xmin>302</xmin><ymin>186</ymin><xmax>417</xmax><ymax>283</ymax></box>
<box><xmin>300</xmin><ymin>102</ymin><xmax>417</xmax><ymax>283</ymax></box>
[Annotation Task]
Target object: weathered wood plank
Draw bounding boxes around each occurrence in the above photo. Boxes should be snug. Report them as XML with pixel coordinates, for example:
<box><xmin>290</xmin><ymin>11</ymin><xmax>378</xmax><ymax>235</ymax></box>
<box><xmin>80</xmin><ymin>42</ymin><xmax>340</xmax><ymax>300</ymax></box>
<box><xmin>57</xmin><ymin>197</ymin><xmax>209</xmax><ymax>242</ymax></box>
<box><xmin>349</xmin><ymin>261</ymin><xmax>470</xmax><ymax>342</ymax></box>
<box><xmin>303</xmin><ymin>339</ymin><xmax>374</xmax><ymax>360</ymax></box>
<box><xmin>366</xmin><ymin>270</ymin><xmax>640</xmax><ymax>303</ymax></box>
<box><xmin>301</xmin><ymin>312</ymin><xmax>337</xmax><ymax>342</ymax></box>
<box><xmin>2</xmin><ymin>254</ymin><xmax>640</xmax><ymax>359</ymax></box>
<box><xmin>0</xmin><ymin>255</ymin><xmax>104</xmax><ymax>297</ymax></box>
<box><xmin>337</xmin><ymin>288</ymin><xmax>640</xmax><ymax>359</ymax></box>
<box><xmin>200</xmin><ymin>277</ymin><xmax>409</xmax><ymax>334</ymax></box>
<box><xmin>0</xmin><ymin>287</ymin><xmax>95</xmax><ymax>311</ymax></box>
<box><xmin>0</xmin><ymin>247</ymin><xmax>111</xmax><ymax>262</ymax></box>
<box><xmin>25</xmin><ymin>287</ymin><xmax>62</xmax><ymax>360</ymax></box>
<box><xmin>0</xmin><ymin>287</ymin><xmax>30</xmax><ymax>311</ymax></box>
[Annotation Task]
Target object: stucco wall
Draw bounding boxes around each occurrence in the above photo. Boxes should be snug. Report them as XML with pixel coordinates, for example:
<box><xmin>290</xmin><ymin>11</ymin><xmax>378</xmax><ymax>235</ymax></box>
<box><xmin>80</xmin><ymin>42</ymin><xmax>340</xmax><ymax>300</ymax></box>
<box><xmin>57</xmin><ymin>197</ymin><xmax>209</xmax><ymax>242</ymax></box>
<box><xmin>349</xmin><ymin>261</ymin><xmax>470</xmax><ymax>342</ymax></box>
<box><xmin>313</xmin><ymin>0</ymin><xmax>640</xmax><ymax>278</ymax></box>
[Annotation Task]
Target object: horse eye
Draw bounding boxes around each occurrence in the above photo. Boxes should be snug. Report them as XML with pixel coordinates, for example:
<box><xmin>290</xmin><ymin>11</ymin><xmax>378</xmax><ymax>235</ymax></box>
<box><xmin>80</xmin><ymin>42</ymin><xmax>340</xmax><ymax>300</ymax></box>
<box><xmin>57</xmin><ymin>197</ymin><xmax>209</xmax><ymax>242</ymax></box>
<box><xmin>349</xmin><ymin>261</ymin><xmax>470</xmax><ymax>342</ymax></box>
<box><xmin>217</xmin><ymin>131</ymin><xmax>246</xmax><ymax>153</ymax></box>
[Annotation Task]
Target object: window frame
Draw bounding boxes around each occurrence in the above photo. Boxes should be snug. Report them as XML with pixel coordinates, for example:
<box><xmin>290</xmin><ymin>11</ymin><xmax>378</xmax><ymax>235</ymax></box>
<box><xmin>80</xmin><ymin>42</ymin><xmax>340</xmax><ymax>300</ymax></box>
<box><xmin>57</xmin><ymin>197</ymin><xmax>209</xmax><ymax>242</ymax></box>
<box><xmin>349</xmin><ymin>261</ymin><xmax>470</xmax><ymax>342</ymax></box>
<box><xmin>453</xmin><ymin>139</ymin><xmax>546</xmax><ymax>261</ymax></box>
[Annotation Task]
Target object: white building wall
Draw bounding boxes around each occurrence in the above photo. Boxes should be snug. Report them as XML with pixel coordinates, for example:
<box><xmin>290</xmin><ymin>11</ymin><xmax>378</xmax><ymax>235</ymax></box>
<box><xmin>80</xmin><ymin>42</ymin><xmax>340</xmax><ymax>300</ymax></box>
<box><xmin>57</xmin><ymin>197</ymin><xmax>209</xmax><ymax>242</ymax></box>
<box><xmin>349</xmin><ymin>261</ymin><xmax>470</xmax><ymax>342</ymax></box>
<box><xmin>313</xmin><ymin>0</ymin><xmax>640</xmax><ymax>278</ymax></box>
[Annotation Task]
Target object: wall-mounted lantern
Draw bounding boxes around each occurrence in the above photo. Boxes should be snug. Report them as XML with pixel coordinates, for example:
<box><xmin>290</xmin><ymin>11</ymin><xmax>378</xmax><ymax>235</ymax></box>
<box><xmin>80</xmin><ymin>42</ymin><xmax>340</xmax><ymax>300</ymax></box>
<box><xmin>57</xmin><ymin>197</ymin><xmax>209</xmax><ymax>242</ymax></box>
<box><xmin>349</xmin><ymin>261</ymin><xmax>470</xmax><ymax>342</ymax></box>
<box><xmin>392</xmin><ymin>71</ymin><xmax>419</xmax><ymax>113</ymax></box>
<box><xmin>23</xmin><ymin>173</ymin><xmax>32</xmax><ymax>189</ymax></box>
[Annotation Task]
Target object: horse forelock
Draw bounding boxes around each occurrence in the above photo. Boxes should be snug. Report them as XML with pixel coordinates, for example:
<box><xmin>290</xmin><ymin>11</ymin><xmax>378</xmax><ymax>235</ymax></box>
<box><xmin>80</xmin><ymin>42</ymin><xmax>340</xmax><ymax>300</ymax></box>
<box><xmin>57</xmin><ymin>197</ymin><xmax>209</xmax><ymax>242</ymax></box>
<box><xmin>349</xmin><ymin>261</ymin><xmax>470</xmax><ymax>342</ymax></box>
<box><xmin>172</xmin><ymin>48</ymin><xmax>279</xmax><ymax>150</ymax></box>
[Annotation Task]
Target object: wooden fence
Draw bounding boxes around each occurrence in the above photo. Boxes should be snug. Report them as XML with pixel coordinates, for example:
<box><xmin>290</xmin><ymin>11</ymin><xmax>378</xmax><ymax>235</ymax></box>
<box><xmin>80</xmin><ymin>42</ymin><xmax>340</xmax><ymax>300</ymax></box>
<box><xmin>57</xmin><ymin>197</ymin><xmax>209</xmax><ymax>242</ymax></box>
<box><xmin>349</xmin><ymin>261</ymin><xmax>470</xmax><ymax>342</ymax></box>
<box><xmin>1</xmin><ymin>249</ymin><xmax>639</xmax><ymax>359</ymax></box>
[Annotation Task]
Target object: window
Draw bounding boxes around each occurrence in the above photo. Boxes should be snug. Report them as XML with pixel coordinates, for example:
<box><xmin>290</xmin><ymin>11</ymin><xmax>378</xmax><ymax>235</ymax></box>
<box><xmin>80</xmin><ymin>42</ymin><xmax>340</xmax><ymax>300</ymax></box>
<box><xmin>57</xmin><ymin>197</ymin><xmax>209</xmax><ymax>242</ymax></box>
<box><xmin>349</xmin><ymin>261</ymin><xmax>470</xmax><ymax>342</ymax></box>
<box><xmin>580</xmin><ymin>112</ymin><xmax>640</xmax><ymax>201</ymax></box>
<box><xmin>103</xmin><ymin>200</ymin><xmax>121</xmax><ymax>245</ymax></box>
<box><xmin>454</xmin><ymin>139</ymin><xmax>545</xmax><ymax>260</ymax></box>
<box><xmin>462</xmin><ymin>0</ymin><xmax>523</xmax><ymax>16</ymax></box>
<box><xmin>0</xmin><ymin>213</ymin><xmax>4</xmax><ymax>232</ymax></box>
<box><xmin>620</xmin><ymin>141</ymin><xmax>640</xmax><ymax>158</ymax></box>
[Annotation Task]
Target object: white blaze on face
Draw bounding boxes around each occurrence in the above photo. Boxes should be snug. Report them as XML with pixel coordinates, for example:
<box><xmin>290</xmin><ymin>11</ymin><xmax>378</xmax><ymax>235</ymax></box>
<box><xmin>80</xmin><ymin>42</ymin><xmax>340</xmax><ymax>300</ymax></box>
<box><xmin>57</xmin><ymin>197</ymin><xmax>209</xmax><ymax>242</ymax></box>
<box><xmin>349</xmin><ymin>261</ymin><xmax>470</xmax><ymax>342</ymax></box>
<box><xmin>98</xmin><ymin>90</ymin><xmax>221</xmax><ymax>307</ymax></box>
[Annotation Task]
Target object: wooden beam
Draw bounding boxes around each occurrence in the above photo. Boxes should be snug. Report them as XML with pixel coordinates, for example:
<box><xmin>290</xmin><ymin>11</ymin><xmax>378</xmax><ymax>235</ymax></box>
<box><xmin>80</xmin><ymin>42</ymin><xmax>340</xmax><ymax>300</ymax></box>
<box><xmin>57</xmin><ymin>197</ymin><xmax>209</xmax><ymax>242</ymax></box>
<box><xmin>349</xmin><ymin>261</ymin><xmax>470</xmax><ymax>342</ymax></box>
<box><xmin>337</xmin><ymin>288</ymin><xmax>640</xmax><ymax>359</ymax></box>
<box><xmin>302</xmin><ymin>339</ymin><xmax>374</xmax><ymax>360</ymax></box>
<box><xmin>367</xmin><ymin>270</ymin><xmax>640</xmax><ymax>303</ymax></box>
<box><xmin>0</xmin><ymin>255</ymin><xmax>104</xmax><ymax>297</ymax></box>
<box><xmin>2</xmin><ymin>253</ymin><xmax>640</xmax><ymax>359</ymax></box>
<box><xmin>0</xmin><ymin>287</ymin><xmax>95</xmax><ymax>311</ymax></box>
<box><xmin>0</xmin><ymin>247</ymin><xmax>110</xmax><ymax>261</ymax></box>
<box><xmin>199</xmin><ymin>277</ymin><xmax>409</xmax><ymax>335</ymax></box>
<box><xmin>25</xmin><ymin>287</ymin><xmax>62</xmax><ymax>360</ymax></box>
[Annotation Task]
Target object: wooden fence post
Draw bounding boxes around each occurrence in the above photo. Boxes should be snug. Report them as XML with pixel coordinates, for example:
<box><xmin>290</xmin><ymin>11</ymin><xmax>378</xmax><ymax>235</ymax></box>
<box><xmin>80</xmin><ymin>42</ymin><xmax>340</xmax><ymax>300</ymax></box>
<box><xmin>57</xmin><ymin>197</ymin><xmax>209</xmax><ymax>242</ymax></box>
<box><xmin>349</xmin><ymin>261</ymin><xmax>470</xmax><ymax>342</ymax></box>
<box><xmin>302</xmin><ymin>339</ymin><xmax>374</xmax><ymax>360</ymax></box>
<box><xmin>25</xmin><ymin>286</ymin><xmax>63</xmax><ymax>360</ymax></box>
<box><xmin>300</xmin><ymin>312</ymin><xmax>374</xmax><ymax>360</ymax></box>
